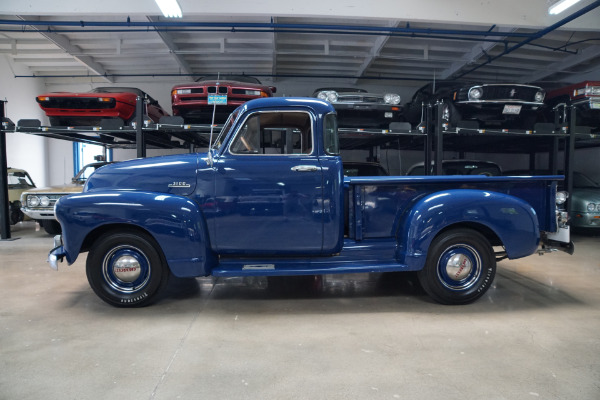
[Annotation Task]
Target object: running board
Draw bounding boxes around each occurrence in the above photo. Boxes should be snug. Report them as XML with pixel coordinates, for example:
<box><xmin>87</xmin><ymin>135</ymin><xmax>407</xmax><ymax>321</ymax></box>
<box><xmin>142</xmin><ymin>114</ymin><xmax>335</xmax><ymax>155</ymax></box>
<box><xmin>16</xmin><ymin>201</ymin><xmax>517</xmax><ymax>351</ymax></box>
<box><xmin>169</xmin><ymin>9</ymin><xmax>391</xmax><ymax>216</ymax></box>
<box><xmin>211</xmin><ymin>259</ymin><xmax>409</xmax><ymax>277</ymax></box>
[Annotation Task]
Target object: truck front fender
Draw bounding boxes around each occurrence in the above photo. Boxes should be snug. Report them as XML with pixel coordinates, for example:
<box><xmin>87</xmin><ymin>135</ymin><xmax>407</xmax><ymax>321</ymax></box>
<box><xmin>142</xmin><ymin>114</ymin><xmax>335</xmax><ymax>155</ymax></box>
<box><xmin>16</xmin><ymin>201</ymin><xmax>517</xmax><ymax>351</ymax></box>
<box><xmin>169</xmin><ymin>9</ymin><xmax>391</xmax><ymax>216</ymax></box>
<box><xmin>396</xmin><ymin>189</ymin><xmax>540</xmax><ymax>269</ymax></box>
<box><xmin>55</xmin><ymin>190</ymin><xmax>215</xmax><ymax>277</ymax></box>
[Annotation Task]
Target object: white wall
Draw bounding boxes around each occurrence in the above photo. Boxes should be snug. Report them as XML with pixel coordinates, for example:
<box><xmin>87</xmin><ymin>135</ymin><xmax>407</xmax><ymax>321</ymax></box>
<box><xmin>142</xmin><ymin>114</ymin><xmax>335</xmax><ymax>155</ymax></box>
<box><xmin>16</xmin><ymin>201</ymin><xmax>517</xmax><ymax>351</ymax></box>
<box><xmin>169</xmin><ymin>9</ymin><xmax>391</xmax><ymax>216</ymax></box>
<box><xmin>1</xmin><ymin>55</ymin><xmax>51</xmax><ymax>187</ymax></box>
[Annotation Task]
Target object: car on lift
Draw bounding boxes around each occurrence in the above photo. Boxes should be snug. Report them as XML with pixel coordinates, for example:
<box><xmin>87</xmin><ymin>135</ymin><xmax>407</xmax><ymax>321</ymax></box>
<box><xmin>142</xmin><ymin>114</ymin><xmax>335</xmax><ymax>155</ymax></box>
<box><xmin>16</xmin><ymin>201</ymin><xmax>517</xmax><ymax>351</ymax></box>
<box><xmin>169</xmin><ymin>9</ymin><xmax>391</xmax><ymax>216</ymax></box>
<box><xmin>36</xmin><ymin>87</ymin><xmax>169</xmax><ymax>127</ymax></box>
<box><xmin>505</xmin><ymin>169</ymin><xmax>600</xmax><ymax>230</ymax></box>
<box><xmin>171</xmin><ymin>75</ymin><xmax>277</xmax><ymax>124</ymax></box>
<box><xmin>405</xmin><ymin>81</ymin><xmax>546</xmax><ymax>130</ymax></box>
<box><xmin>20</xmin><ymin>161</ymin><xmax>113</xmax><ymax>234</ymax></box>
<box><xmin>312</xmin><ymin>87</ymin><xmax>403</xmax><ymax>129</ymax></box>
<box><xmin>544</xmin><ymin>81</ymin><xmax>600</xmax><ymax>133</ymax></box>
<box><xmin>406</xmin><ymin>159</ymin><xmax>503</xmax><ymax>176</ymax></box>
<box><xmin>342</xmin><ymin>161</ymin><xmax>389</xmax><ymax>177</ymax></box>
<box><xmin>7</xmin><ymin>167</ymin><xmax>36</xmax><ymax>225</ymax></box>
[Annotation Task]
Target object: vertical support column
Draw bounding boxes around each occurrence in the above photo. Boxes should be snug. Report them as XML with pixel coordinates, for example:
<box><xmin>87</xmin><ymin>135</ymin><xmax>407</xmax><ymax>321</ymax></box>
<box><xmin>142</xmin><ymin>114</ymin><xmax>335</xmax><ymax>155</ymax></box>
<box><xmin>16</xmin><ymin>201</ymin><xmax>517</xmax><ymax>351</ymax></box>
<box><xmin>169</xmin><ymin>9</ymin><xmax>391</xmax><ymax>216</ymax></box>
<box><xmin>0</xmin><ymin>101</ymin><xmax>11</xmax><ymax>239</ymax></box>
<box><xmin>564</xmin><ymin>106</ymin><xmax>576</xmax><ymax>204</ymax></box>
<box><xmin>434</xmin><ymin>101</ymin><xmax>444</xmax><ymax>176</ymax></box>
<box><xmin>135</xmin><ymin>96</ymin><xmax>146</xmax><ymax>158</ymax></box>
<box><xmin>423</xmin><ymin>103</ymin><xmax>432</xmax><ymax>176</ymax></box>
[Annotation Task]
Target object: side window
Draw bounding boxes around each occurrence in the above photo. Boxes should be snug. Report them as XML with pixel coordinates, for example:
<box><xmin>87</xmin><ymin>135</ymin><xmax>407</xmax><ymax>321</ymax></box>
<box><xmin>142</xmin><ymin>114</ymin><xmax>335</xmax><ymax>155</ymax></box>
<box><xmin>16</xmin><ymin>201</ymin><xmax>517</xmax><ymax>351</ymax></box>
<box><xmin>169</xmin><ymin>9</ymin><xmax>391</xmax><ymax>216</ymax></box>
<box><xmin>323</xmin><ymin>112</ymin><xmax>339</xmax><ymax>155</ymax></box>
<box><xmin>230</xmin><ymin>111</ymin><xmax>313</xmax><ymax>155</ymax></box>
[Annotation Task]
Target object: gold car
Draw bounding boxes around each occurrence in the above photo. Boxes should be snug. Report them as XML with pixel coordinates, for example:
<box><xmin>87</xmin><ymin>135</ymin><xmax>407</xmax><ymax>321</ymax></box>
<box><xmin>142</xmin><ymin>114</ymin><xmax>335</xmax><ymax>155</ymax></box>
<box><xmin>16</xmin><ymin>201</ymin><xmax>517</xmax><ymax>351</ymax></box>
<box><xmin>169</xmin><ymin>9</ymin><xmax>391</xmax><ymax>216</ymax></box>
<box><xmin>20</xmin><ymin>162</ymin><xmax>112</xmax><ymax>234</ymax></box>
<box><xmin>7</xmin><ymin>167</ymin><xmax>36</xmax><ymax>225</ymax></box>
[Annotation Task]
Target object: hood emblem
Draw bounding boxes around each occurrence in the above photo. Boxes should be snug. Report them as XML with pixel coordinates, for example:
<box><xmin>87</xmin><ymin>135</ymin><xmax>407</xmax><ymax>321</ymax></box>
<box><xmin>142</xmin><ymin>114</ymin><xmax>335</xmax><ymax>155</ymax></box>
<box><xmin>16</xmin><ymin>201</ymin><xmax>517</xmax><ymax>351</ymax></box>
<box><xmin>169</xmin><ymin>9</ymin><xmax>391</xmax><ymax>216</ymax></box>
<box><xmin>168</xmin><ymin>182</ymin><xmax>191</xmax><ymax>188</ymax></box>
<box><xmin>509</xmin><ymin>89</ymin><xmax>516</xmax><ymax>98</ymax></box>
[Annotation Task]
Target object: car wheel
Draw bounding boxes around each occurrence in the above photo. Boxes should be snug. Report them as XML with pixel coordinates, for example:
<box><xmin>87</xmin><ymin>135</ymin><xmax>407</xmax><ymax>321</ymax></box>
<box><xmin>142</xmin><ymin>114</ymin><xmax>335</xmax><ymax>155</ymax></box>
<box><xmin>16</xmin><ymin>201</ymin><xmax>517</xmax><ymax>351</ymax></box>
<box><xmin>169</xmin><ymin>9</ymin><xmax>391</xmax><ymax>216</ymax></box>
<box><xmin>41</xmin><ymin>220</ymin><xmax>62</xmax><ymax>235</ymax></box>
<box><xmin>418</xmin><ymin>228</ymin><xmax>496</xmax><ymax>304</ymax></box>
<box><xmin>9</xmin><ymin>201</ymin><xmax>24</xmax><ymax>225</ymax></box>
<box><xmin>440</xmin><ymin>99</ymin><xmax>461</xmax><ymax>128</ymax></box>
<box><xmin>86</xmin><ymin>230</ymin><xmax>169</xmax><ymax>307</ymax></box>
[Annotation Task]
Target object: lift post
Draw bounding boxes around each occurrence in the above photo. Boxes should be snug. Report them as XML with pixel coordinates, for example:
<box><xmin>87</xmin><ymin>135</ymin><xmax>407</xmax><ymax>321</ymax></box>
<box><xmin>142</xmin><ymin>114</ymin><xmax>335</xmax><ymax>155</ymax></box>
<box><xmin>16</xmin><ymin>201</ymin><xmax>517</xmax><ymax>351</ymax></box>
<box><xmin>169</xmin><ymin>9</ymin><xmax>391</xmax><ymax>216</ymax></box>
<box><xmin>0</xmin><ymin>100</ymin><xmax>11</xmax><ymax>239</ymax></box>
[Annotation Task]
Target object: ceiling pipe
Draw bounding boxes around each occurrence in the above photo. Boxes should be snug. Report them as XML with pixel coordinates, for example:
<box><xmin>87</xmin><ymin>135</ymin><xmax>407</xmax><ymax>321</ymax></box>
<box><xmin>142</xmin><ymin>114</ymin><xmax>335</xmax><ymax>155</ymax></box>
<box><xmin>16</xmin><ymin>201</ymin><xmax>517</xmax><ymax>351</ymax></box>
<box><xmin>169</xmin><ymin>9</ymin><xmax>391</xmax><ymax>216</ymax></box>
<box><xmin>453</xmin><ymin>0</ymin><xmax>600</xmax><ymax>80</ymax></box>
<box><xmin>12</xmin><ymin>72</ymin><xmax>438</xmax><ymax>81</ymax></box>
<box><xmin>0</xmin><ymin>18</ymin><xmax>537</xmax><ymax>39</ymax></box>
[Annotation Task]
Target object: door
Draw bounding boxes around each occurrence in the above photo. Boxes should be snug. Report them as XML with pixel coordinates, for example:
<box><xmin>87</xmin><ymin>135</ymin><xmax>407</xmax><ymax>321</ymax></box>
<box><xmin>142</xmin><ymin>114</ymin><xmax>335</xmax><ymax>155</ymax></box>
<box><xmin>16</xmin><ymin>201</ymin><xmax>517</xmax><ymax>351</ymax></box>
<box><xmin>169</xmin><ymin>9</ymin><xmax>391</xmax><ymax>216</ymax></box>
<box><xmin>212</xmin><ymin>110</ymin><xmax>325</xmax><ymax>255</ymax></box>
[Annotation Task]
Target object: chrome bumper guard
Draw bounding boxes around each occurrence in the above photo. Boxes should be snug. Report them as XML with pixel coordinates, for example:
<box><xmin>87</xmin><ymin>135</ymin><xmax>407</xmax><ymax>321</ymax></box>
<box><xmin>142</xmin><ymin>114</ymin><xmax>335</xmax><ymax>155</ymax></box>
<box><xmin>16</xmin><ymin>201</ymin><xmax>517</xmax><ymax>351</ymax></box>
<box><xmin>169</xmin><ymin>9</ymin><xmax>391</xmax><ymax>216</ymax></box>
<box><xmin>47</xmin><ymin>235</ymin><xmax>66</xmax><ymax>270</ymax></box>
<box><xmin>539</xmin><ymin>226</ymin><xmax>574</xmax><ymax>255</ymax></box>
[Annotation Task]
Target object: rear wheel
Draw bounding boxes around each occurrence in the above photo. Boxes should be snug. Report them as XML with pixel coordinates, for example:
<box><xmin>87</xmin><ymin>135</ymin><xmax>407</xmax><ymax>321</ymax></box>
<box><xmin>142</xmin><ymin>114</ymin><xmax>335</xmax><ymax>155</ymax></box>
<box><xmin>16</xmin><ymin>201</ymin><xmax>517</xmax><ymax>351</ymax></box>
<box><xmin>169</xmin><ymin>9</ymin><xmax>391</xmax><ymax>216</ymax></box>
<box><xmin>86</xmin><ymin>230</ymin><xmax>169</xmax><ymax>307</ymax></box>
<box><xmin>418</xmin><ymin>228</ymin><xmax>496</xmax><ymax>304</ymax></box>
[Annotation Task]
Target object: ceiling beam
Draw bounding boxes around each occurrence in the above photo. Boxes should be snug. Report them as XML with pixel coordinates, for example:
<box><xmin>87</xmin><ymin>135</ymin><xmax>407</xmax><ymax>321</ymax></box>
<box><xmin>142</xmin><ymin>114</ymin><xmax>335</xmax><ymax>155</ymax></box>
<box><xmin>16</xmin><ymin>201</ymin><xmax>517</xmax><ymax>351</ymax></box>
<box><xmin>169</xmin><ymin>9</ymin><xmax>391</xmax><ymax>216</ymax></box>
<box><xmin>17</xmin><ymin>16</ymin><xmax>112</xmax><ymax>83</ymax></box>
<box><xmin>353</xmin><ymin>21</ymin><xmax>399</xmax><ymax>84</ymax></box>
<box><xmin>146</xmin><ymin>16</ymin><xmax>194</xmax><ymax>81</ymax></box>
<box><xmin>519</xmin><ymin>44</ymin><xmax>600</xmax><ymax>82</ymax></box>
<box><xmin>440</xmin><ymin>27</ymin><xmax>514</xmax><ymax>80</ymax></box>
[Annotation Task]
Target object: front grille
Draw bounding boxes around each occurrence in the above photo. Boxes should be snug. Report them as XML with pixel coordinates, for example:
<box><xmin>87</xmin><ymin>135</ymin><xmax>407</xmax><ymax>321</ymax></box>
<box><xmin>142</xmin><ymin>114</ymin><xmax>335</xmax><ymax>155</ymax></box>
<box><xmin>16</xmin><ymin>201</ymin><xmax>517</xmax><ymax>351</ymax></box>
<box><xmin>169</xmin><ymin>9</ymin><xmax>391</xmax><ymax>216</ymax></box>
<box><xmin>38</xmin><ymin>97</ymin><xmax>116</xmax><ymax>109</ymax></box>
<box><xmin>337</xmin><ymin>95</ymin><xmax>383</xmax><ymax>103</ymax></box>
<box><xmin>207</xmin><ymin>86</ymin><xmax>228</xmax><ymax>94</ymax></box>
<box><xmin>458</xmin><ymin>85</ymin><xmax>541</xmax><ymax>102</ymax></box>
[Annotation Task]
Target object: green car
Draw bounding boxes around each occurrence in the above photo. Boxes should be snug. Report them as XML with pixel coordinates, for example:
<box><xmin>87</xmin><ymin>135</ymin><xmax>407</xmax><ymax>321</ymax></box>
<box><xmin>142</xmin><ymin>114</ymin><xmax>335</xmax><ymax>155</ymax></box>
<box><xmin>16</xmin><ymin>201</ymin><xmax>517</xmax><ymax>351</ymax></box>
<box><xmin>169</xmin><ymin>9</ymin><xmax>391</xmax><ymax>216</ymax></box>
<box><xmin>7</xmin><ymin>167</ymin><xmax>36</xmax><ymax>225</ymax></box>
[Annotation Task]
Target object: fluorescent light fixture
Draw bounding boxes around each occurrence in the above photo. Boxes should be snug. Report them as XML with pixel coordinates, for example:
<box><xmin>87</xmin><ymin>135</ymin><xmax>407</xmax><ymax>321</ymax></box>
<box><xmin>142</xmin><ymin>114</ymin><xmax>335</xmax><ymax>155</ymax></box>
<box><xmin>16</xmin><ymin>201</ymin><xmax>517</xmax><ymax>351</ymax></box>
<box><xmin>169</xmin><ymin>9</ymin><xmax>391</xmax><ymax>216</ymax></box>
<box><xmin>548</xmin><ymin>0</ymin><xmax>582</xmax><ymax>15</ymax></box>
<box><xmin>155</xmin><ymin>0</ymin><xmax>182</xmax><ymax>18</ymax></box>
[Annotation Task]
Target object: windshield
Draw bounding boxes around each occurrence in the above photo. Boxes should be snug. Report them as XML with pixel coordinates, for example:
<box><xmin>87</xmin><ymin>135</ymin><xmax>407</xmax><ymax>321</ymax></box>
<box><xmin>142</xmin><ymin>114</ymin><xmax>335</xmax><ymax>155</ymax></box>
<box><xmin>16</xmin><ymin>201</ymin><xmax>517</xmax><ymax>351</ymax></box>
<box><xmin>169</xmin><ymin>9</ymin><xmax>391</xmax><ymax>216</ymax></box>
<box><xmin>573</xmin><ymin>172</ymin><xmax>600</xmax><ymax>188</ymax></box>
<box><xmin>211</xmin><ymin>109</ymin><xmax>240</xmax><ymax>151</ymax></box>
<box><xmin>198</xmin><ymin>75</ymin><xmax>261</xmax><ymax>84</ymax></box>
<box><xmin>8</xmin><ymin>171</ymin><xmax>35</xmax><ymax>189</ymax></box>
<box><xmin>91</xmin><ymin>87</ymin><xmax>143</xmax><ymax>96</ymax></box>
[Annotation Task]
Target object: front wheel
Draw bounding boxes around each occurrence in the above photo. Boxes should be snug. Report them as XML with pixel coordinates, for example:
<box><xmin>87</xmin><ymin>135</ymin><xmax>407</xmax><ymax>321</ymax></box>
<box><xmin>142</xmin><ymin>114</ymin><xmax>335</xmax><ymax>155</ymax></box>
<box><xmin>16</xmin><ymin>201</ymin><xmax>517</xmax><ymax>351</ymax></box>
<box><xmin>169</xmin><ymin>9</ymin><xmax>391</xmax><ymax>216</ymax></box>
<box><xmin>41</xmin><ymin>219</ymin><xmax>62</xmax><ymax>235</ymax></box>
<box><xmin>418</xmin><ymin>228</ymin><xmax>496</xmax><ymax>304</ymax></box>
<box><xmin>86</xmin><ymin>230</ymin><xmax>169</xmax><ymax>307</ymax></box>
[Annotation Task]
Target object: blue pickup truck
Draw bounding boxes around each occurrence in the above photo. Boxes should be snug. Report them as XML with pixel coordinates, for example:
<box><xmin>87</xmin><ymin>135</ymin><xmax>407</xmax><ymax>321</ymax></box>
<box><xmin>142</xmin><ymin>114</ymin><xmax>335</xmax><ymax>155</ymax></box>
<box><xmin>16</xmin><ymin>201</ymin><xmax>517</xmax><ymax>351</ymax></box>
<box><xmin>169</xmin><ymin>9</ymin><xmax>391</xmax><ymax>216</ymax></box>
<box><xmin>48</xmin><ymin>97</ymin><xmax>573</xmax><ymax>307</ymax></box>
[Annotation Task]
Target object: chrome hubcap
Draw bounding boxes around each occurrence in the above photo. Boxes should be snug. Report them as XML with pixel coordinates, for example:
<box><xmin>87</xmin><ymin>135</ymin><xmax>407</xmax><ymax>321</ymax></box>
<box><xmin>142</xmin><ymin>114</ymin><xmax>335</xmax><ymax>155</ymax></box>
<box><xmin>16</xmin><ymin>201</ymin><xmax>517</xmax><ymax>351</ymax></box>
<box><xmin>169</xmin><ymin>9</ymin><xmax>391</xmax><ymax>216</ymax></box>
<box><xmin>113</xmin><ymin>255</ymin><xmax>141</xmax><ymax>282</ymax></box>
<box><xmin>445</xmin><ymin>253</ymin><xmax>473</xmax><ymax>281</ymax></box>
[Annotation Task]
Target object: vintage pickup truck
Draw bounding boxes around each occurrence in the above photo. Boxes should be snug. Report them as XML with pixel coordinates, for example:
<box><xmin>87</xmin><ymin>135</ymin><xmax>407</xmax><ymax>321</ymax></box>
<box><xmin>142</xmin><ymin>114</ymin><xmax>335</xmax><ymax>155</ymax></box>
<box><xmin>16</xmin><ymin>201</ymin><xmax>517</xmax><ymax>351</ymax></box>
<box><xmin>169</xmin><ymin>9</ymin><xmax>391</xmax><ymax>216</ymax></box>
<box><xmin>48</xmin><ymin>97</ymin><xmax>573</xmax><ymax>307</ymax></box>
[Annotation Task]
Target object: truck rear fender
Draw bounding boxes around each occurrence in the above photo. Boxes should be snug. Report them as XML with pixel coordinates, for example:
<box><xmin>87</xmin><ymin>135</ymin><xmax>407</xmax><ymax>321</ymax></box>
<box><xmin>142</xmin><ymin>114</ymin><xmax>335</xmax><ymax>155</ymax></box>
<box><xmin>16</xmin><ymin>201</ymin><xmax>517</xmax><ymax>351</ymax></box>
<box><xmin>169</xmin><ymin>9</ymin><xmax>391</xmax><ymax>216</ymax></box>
<box><xmin>395</xmin><ymin>189</ymin><xmax>540</xmax><ymax>269</ymax></box>
<box><xmin>55</xmin><ymin>190</ymin><xmax>216</xmax><ymax>277</ymax></box>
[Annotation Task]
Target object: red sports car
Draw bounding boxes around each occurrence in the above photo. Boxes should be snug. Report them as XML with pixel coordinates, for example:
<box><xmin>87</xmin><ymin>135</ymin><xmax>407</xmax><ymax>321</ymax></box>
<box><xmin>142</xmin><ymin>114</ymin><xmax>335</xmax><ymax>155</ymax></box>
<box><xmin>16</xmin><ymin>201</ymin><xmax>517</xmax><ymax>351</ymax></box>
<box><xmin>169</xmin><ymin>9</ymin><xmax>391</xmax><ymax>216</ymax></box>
<box><xmin>171</xmin><ymin>75</ymin><xmax>276</xmax><ymax>124</ymax></box>
<box><xmin>36</xmin><ymin>87</ymin><xmax>170</xmax><ymax>127</ymax></box>
<box><xmin>545</xmin><ymin>81</ymin><xmax>600</xmax><ymax>132</ymax></box>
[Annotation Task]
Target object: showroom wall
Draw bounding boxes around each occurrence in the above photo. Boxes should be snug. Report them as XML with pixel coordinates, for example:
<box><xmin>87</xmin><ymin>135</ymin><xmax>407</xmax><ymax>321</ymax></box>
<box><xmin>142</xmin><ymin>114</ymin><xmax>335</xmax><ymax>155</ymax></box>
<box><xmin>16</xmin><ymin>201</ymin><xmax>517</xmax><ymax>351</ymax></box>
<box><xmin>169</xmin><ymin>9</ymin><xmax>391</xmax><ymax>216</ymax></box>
<box><xmin>0</xmin><ymin>55</ymin><xmax>50</xmax><ymax>187</ymax></box>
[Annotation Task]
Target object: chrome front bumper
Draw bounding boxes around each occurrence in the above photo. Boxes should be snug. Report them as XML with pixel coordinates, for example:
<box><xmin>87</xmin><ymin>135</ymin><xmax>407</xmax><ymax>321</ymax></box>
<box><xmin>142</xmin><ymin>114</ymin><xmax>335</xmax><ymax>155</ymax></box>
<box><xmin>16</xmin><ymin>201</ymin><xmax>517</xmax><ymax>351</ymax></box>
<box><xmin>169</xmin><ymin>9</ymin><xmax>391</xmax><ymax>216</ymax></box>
<box><xmin>47</xmin><ymin>235</ymin><xmax>66</xmax><ymax>270</ymax></box>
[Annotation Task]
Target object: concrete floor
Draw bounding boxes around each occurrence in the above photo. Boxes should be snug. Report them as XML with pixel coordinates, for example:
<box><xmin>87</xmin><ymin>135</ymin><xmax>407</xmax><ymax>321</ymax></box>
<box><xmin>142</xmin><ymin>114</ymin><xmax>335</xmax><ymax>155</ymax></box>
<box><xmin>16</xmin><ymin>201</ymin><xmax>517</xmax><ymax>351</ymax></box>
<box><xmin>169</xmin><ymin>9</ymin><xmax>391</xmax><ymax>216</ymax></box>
<box><xmin>1</xmin><ymin>221</ymin><xmax>599</xmax><ymax>400</ymax></box>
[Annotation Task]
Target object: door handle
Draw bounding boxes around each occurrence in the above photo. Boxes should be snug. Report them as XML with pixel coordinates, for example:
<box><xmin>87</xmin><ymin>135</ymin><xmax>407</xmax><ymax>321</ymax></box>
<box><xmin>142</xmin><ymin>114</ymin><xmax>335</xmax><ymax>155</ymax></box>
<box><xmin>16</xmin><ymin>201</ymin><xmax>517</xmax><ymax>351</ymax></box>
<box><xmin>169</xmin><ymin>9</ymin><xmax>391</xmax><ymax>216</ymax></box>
<box><xmin>291</xmin><ymin>165</ymin><xmax>320</xmax><ymax>172</ymax></box>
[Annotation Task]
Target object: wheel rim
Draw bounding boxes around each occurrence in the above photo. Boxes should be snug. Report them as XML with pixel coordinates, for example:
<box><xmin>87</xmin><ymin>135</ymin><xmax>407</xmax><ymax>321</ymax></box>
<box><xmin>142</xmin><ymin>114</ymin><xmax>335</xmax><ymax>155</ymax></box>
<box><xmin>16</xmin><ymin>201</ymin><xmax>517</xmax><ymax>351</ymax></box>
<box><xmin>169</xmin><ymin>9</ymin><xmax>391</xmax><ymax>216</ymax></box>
<box><xmin>436</xmin><ymin>244</ymin><xmax>482</xmax><ymax>291</ymax></box>
<box><xmin>102</xmin><ymin>245</ymin><xmax>151</xmax><ymax>294</ymax></box>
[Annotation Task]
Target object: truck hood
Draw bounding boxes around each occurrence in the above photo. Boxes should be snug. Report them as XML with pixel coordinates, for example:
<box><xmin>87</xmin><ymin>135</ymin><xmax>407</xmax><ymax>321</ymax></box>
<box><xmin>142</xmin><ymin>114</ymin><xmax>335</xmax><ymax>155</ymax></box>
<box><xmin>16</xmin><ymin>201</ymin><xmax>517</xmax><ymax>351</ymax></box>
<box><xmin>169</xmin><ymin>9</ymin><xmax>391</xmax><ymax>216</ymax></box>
<box><xmin>85</xmin><ymin>154</ymin><xmax>200</xmax><ymax>196</ymax></box>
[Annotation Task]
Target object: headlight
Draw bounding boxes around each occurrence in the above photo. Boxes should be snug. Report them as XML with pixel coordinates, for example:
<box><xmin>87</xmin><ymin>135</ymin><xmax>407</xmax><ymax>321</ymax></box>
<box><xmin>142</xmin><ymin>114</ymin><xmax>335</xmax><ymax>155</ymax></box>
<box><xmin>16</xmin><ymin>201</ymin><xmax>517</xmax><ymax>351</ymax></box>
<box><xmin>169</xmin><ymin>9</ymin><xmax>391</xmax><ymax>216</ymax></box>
<box><xmin>384</xmin><ymin>93</ymin><xmax>401</xmax><ymax>105</ymax></box>
<box><xmin>556</xmin><ymin>191</ymin><xmax>568</xmax><ymax>205</ymax></box>
<box><xmin>587</xmin><ymin>203</ymin><xmax>598</xmax><ymax>212</ymax></box>
<box><xmin>40</xmin><ymin>196</ymin><xmax>51</xmax><ymax>207</ymax></box>
<box><xmin>317</xmin><ymin>91</ymin><xmax>338</xmax><ymax>103</ymax></box>
<box><xmin>27</xmin><ymin>196</ymin><xmax>40</xmax><ymax>207</ymax></box>
<box><xmin>534</xmin><ymin>91</ymin><xmax>545</xmax><ymax>102</ymax></box>
<box><xmin>585</xmin><ymin>86</ymin><xmax>600</xmax><ymax>96</ymax></box>
<box><xmin>243</xmin><ymin>90</ymin><xmax>262</xmax><ymax>96</ymax></box>
<box><xmin>468</xmin><ymin>87</ymin><xmax>483</xmax><ymax>100</ymax></box>
<box><xmin>175</xmin><ymin>89</ymin><xmax>191</xmax><ymax>95</ymax></box>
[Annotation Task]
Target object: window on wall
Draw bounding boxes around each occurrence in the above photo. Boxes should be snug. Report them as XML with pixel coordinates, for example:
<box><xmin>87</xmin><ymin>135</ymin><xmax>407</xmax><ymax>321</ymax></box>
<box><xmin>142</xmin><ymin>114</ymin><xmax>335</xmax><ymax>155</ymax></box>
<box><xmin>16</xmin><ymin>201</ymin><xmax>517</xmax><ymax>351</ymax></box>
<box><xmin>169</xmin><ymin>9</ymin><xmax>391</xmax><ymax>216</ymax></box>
<box><xmin>73</xmin><ymin>142</ymin><xmax>112</xmax><ymax>175</ymax></box>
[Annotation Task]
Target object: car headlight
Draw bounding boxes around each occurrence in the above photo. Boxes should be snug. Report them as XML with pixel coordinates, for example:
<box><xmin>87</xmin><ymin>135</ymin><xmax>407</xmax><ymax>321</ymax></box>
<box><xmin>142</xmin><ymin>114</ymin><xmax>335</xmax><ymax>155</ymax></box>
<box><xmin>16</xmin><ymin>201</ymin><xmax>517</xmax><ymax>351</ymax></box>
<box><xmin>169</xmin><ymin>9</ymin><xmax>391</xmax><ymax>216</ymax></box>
<box><xmin>317</xmin><ymin>91</ymin><xmax>338</xmax><ymax>103</ymax></box>
<box><xmin>39</xmin><ymin>196</ymin><xmax>51</xmax><ymax>207</ymax></box>
<box><xmin>175</xmin><ymin>89</ymin><xmax>191</xmax><ymax>95</ymax></box>
<box><xmin>587</xmin><ymin>203</ymin><xmax>598</xmax><ymax>212</ymax></box>
<box><xmin>534</xmin><ymin>91</ymin><xmax>545</xmax><ymax>102</ymax></box>
<box><xmin>468</xmin><ymin>87</ymin><xmax>483</xmax><ymax>100</ymax></box>
<box><xmin>28</xmin><ymin>196</ymin><xmax>40</xmax><ymax>207</ymax></box>
<box><xmin>585</xmin><ymin>86</ymin><xmax>600</xmax><ymax>96</ymax></box>
<box><xmin>384</xmin><ymin>93</ymin><xmax>401</xmax><ymax>105</ymax></box>
<box><xmin>556</xmin><ymin>191</ymin><xmax>568</xmax><ymax>205</ymax></box>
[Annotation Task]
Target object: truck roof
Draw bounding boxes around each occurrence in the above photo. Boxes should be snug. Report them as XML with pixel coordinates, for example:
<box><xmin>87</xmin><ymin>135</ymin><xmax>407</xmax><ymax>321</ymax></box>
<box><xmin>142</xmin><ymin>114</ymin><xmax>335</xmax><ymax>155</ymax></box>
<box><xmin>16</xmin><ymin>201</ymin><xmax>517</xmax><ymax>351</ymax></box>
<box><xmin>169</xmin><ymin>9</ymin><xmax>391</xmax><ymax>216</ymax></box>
<box><xmin>242</xmin><ymin>97</ymin><xmax>336</xmax><ymax>115</ymax></box>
